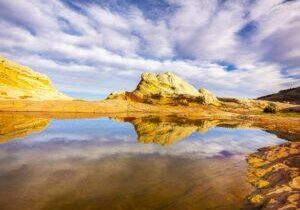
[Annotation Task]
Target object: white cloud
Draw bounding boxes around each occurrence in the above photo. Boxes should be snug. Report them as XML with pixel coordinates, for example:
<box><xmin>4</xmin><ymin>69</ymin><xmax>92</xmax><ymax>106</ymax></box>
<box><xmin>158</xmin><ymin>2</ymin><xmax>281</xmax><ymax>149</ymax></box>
<box><xmin>0</xmin><ymin>0</ymin><xmax>299</xmax><ymax>99</ymax></box>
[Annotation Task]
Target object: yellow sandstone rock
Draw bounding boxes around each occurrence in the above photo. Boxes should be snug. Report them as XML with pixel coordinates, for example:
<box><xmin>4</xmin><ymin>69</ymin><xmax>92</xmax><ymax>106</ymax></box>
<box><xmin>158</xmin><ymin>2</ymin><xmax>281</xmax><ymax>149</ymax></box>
<box><xmin>0</xmin><ymin>56</ymin><xmax>71</xmax><ymax>100</ymax></box>
<box><xmin>290</xmin><ymin>176</ymin><xmax>300</xmax><ymax>189</ymax></box>
<box><xmin>246</xmin><ymin>142</ymin><xmax>300</xmax><ymax>209</ymax></box>
<box><xmin>107</xmin><ymin>72</ymin><xmax>220</xmax><ymax>105</ymax></box>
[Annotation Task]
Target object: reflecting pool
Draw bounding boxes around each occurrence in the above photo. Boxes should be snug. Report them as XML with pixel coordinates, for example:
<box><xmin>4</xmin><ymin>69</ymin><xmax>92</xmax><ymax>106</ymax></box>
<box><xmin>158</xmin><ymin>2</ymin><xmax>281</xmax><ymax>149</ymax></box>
<box><xmin>0</xmin><ymin>113</ymin><xmax>287</xmax><ymax>210</ymax></box>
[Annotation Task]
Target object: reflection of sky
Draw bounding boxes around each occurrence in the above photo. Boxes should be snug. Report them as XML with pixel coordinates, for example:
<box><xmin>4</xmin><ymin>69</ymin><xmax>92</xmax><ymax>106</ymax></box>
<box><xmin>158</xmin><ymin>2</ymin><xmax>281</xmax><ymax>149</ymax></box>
<box><xmin>0</xmin><ymin>118</ymin><xmax>286</xmax><ymax>160</ymax></box>
<box><xmin>21</xmin><ymin>117</ymin><xmax>137</xmax><ymax>142</ymax></box>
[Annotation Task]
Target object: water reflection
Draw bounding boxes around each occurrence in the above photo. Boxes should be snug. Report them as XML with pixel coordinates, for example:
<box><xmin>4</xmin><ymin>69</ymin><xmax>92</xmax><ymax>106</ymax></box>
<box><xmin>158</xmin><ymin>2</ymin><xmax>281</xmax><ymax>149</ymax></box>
<box><xmin>0</xmin><ymin>113</ymin><xmax>50</xmax><ymax>143</ymax></box>
<box><xmin>0</xmin><ymin>112</ymin><xmax>291</xmax><ymax>145</ymax></box>
<box><xmin>0</xmin><ymin>113</ymin><xmax>289</xmax><ymax>210</ymax></box>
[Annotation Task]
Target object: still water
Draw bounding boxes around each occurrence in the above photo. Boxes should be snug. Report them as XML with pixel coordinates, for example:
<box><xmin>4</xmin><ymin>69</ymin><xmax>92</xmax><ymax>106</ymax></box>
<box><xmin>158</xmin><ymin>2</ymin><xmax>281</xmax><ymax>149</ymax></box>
<box><xmin>0</xmin><ymin>114</ymin><xmax>287</xmax><ymax>210</ymax></box>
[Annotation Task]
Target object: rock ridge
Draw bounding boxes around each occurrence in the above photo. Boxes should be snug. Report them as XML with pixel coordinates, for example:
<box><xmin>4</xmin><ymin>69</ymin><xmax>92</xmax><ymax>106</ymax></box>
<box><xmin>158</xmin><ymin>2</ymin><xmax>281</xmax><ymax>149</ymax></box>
<box><xmin>108</xmin><ymin>72</ymin><xmax>220</xmax><ymax>105</ymax></box>
<box><xmin>0</xmin><ymin>56</ymin><xmax>71</xmax><ymax>100</ymax></box>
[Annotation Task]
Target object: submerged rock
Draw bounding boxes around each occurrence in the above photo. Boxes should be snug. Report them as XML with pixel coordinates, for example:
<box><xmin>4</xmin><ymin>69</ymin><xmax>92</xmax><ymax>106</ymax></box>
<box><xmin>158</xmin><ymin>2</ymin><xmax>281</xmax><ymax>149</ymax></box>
<box><xmin>0</xmin><ymin>56</ymin><xmax>71</xmax><ymax>100</ymax></box>
<box><xmin>246</xmin><ymin>142</ymin><xmax>300</xmax><ymax>209</ymax></box>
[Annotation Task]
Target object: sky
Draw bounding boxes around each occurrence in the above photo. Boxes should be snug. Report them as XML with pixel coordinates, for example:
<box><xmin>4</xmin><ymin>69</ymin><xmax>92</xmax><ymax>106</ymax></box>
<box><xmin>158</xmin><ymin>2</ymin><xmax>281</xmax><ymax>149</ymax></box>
<box><xmin>0</xmin><ymin>0</ymin><xmax>299</xmax><ymax>99</ymax></box>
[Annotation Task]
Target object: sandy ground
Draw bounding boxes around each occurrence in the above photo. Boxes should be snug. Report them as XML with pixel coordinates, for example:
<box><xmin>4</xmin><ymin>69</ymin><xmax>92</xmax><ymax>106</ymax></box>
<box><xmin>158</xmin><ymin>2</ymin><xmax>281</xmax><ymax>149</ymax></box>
<box><xmin>0</xmin><ymin>99</ymin><xmax>299</xmax><ymax>136</ymax></box>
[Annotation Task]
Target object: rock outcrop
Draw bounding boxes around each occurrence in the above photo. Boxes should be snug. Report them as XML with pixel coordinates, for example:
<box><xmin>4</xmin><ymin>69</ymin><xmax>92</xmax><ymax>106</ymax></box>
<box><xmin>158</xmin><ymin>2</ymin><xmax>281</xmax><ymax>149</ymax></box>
<box><xmin>0</xmin><ymin>56</ymin><xmax>71</xmax><ymax>100</ymax></box>
<box><xmin>258</xmin><ymin>87</ymin><xmax>300</xmax><ymax>104</ymax></box>
<box><xmin>108</xmin><ymin>72</ymin><xmax>220</xmax><ymax>105</ymax></box>
<box><xmin>133</xmin><ymin>72</ymin><xmax>200</xmax><ymax>98</ymax></box>
<box><xmin>198</xmin><ymin>88</ymin><xmax>219</xmax><ymax>105</ymax></box>
<box><xmin>246</xmin><ymin>142</ymin><xmax>300</xmax><ymax>209</ymax></box>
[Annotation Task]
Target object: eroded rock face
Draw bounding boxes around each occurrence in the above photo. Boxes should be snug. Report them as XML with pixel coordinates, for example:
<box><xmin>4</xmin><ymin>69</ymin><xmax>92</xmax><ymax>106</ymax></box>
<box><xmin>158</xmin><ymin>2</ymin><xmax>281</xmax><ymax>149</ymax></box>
<box><xmin>107</xmin><ymin>91</ymin><xmax>126</xmax><ymax>100</ymax></box>
<box><xmin>133</xmin><ymin>72</ymin><xmax>200</xmax><ymax>98</ymax></box>
<box><xmin>0</xmin><ymin>56</ymin><xmax>71</xmax><ymax>100</ymax></box>
<box><xmin>198</xmin><ymin>88</ymin><xmax>219</xmax><ymax>105</ymax></box>
<box><xmin>107</xmin><ymin>72</ymin><xmax>219</xmax><ymax>105</ymax></box>
<box><xmin>246</xmin><ymin>142</ymin><xmax>300</xmax><ymax>209</ymax></box>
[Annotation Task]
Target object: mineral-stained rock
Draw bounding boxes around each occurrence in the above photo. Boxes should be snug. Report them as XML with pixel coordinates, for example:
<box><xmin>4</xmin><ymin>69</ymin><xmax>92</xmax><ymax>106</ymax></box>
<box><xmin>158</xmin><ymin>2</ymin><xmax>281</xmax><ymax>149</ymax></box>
<box><xmin>107</xmin><ymin>72</ymin><xmax>219</xmax><ymax>105</ymax></box>
<box><xmin>107</xmin><ymin>91</ymin><xmax>126</xmax><ymax>100</ymax></box>
<box><xmin>246</xmin><ymin>142</ymin><xmax>300</xmax><ymax>209</ymax></box>
<box><xmin>0</xmin><ymin>56</ymin><xmax>71</xmax><ymax>100</ymax></box>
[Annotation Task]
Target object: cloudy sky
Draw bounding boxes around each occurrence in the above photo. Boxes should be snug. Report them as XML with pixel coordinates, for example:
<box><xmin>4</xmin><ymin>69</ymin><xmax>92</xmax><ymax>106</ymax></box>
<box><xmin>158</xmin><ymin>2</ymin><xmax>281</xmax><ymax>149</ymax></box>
<box><xmin>0</xmin><ymin>0</ymin><xmax>299</xmax><ymax>99</ymax></box>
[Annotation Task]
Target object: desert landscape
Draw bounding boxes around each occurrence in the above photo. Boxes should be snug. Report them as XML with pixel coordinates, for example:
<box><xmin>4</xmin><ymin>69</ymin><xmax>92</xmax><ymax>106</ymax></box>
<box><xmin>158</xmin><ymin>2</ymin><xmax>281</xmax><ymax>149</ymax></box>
<box><xmin>1</xmin><ymin>1</ymin><xmax>300</xmax><ymax>209</ymax></box>
<box><xmin>0</xmin><ymin>55</ymin><xmax>299</xmax><ymax>209</ymax></box>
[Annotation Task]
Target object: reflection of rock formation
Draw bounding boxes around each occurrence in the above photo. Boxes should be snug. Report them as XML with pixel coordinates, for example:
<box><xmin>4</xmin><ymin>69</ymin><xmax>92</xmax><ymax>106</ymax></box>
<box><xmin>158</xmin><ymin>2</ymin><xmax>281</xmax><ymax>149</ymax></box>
<box><xmin>116</xmin><ymin>116</ymin><xmax>255</xmax><ymax>145</ymax></box>
<box><xmin>246</xmin><ymin>142</ymin><xmax>300</xmax><ymax>209</ymax></box>
<box><xmin>132</xmin><ymin>117</ymin><xmax>198</xmax><ymax>145</ymax></box>
<box><xmin>0</xmin><ymin>113</ymin><xmax>50</xmax><ymax>143</ymax></box>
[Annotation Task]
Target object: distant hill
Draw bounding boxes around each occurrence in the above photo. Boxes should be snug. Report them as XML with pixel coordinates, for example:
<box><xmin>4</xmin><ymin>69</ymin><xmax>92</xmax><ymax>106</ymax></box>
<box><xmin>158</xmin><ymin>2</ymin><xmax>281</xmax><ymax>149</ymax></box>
<box><xmin>258</xmin><ymin>87</ymin><xmax>300</xmax><ymax>104</ymax></box>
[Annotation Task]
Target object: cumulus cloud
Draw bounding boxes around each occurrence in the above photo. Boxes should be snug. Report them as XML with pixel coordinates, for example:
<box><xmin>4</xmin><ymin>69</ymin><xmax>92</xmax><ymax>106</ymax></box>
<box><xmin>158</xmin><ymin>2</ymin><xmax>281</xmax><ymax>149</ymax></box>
<box><xmin>0</xmin><ymin>0</ymin><xmax>299</xmax><ymax>98</ymax></box>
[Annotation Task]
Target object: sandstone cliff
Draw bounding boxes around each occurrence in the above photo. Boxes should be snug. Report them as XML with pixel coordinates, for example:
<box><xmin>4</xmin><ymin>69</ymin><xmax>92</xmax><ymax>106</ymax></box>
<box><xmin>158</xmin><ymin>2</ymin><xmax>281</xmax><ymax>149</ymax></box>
<box><xmin>0</xmin><ymin>56</ymin><xmax>71</xmax><ymax>100</ymax></box>
<box><xmin>108</xmin><ymin>72</ymin><xmax>220</xmax><ymax>105</ymax></box>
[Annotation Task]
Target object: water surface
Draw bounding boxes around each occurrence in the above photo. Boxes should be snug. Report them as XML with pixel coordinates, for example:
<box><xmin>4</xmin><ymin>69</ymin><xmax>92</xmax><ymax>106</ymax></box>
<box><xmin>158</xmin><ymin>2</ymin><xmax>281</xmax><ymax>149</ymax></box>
<box><xmin>0</xmin><ymin>114</ymin><xmax>287</xmax><ymax>210</ymax></box>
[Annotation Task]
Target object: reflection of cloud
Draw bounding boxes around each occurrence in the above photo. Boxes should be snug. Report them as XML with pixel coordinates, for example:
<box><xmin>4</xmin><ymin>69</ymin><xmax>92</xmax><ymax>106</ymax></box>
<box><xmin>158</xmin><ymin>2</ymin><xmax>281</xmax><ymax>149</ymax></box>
<box><xmin>0</xmin><ymin>127</ymin><xmax>285</xmax><ymax>166</ymax></box>
<box><xmin>0</xmin><ymin>147</ymin><xmax>253</xmax><ymax>210</ymax></box>
<box><xmin>0</xmin><ymin>115</ymin><xmax>286</xmax><ymax>161</ymax></box>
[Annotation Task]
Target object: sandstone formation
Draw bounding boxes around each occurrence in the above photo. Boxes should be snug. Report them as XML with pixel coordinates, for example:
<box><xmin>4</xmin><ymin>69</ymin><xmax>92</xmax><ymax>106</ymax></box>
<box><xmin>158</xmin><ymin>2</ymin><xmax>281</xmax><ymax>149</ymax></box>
<box><xmin>258</xmin><ymin>87</ymin><xmax>300</xmax><ymax>104</ymax></box>
<box><xmin>198</xmin><ymin>88</ymin><xmax>219</xmax><ymax>105</ymax></box>
<box><xmin>108</xmin><ymin>72</ymin><xmax>220</xmax><ymax>105</ymax></box>
<box><xmin>0</xmin><ymin>56</ymin><xmax>71</xmax><ymax>100</ymax></box>
<box><xmin>246</xmin><ymin>142</ymin><xmax>300</xmax><ymax>209</ymax></box>
<box><xmin>133</xmin><ymin>72</ymin><xmax>200</xmax><ymax>98</ymax></box>
<box><xmin>218</xmin><ymin>97</ymin><xmax>270</xmax><ymax>109</ymax></box>
<box><xmin>107</xmin><ymin>91</ymin><xmax>126</xmax><ymax>100</ymax></box>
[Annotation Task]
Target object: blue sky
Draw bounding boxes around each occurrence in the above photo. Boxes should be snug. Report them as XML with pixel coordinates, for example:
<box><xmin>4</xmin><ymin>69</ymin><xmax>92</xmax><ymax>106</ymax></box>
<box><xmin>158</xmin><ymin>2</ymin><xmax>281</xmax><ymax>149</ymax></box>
<box><xmin>0</xmin><ymin>0</ymin><xmax>299</xmax><ymax>99</ymax></box>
